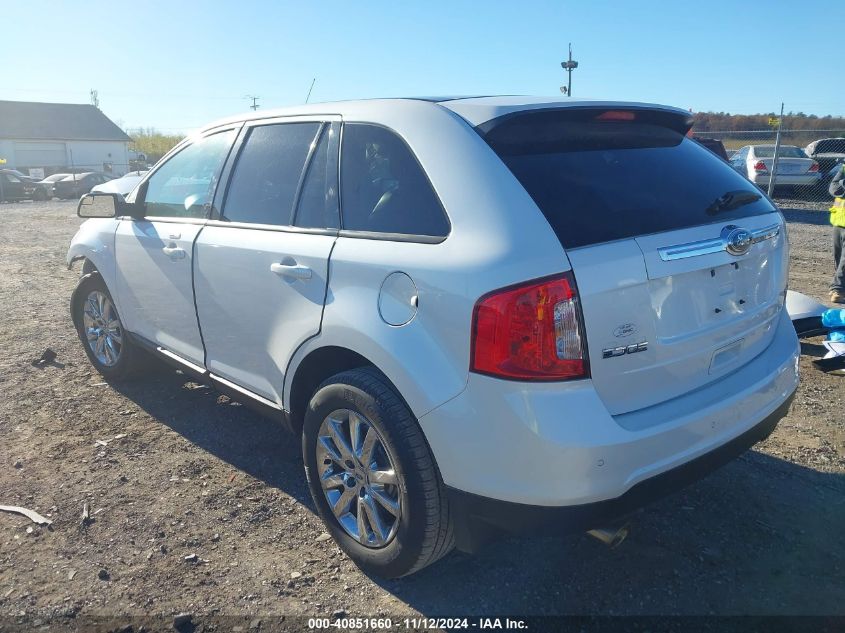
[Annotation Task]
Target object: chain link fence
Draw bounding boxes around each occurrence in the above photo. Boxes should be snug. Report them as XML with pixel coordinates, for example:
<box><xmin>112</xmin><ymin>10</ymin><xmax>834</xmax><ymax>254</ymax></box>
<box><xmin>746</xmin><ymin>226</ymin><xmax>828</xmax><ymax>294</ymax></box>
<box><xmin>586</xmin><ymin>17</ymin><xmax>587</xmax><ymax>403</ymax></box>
<box><xmin>692</xmin><ymin>129</ymin><xmax>845</xmax><ymax>212</ymax></box>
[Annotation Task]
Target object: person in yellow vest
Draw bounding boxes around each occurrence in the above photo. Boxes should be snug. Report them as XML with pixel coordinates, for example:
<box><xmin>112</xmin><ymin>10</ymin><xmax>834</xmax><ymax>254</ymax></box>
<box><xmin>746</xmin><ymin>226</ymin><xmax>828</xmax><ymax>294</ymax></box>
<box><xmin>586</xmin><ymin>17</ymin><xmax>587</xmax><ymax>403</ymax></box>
<box><xmin>830</xmin><ymin>163</ymin><xmax>845</xmax><ymax>304</ymax></box>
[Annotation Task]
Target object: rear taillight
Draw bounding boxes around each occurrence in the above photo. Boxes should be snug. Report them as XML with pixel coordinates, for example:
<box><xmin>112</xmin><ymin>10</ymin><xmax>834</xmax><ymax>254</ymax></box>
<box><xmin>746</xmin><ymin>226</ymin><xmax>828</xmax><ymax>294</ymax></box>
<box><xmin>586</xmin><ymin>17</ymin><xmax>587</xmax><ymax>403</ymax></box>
<box><xmin>809</xmin><ymin>162</ymin><xmax>820</xmax><ymax>172</ymax></box>
<box><xmin>753</xmin><ymin>161</ymin><xmax>768</xmax><ymax>172</ymax></box>
<box><xmin>471</xmin><ymin>273</ymin><xmax>588</xmax><ymax>381</ymax></box>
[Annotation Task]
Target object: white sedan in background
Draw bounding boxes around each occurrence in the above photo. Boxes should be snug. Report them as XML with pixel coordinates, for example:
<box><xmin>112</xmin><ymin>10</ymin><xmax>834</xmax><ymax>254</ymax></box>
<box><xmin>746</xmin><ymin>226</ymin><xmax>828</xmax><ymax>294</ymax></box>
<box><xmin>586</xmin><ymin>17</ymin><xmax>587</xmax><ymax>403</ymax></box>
<box><xmin>729</xmin><ymin>145</ymin><xmax>820</xmax><ymax>188</ymax></box>
<box><xmin>91</xmin><ymin>170</ymin><xmax>148</xmax><ymax>198</ymax></box>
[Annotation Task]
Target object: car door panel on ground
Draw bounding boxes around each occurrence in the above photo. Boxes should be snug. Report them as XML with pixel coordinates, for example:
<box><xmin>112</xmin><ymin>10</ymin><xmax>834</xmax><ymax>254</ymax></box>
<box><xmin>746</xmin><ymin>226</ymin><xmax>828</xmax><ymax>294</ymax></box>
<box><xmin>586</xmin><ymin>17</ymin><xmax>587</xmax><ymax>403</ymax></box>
<box><xmin>193</xmin><ymin>120</ymin><xmax>339</xmax><ymax>404</ymax></box>
<box><xmin>114</xmin><ymin>128</ymin><xmax>238</xmax><ymax>366</ymax></box>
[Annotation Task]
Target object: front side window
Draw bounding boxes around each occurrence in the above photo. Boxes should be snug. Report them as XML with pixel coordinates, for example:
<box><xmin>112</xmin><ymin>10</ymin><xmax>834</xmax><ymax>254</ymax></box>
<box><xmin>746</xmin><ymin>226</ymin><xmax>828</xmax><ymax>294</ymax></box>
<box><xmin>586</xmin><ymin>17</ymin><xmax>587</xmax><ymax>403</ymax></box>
<box><xmin>222</xmin><ymin>122</ymin><xmax>320</xmax><ymax>226</ymax></box>
<box><xmin>144</xmin><ymin>130</ymin><xmax>236</xmax><ymax>218</ymax></box>
<box><xmin>340</xmin><ymin>124</ymin><xmax>449</xmax><ymax>237</ymax></box>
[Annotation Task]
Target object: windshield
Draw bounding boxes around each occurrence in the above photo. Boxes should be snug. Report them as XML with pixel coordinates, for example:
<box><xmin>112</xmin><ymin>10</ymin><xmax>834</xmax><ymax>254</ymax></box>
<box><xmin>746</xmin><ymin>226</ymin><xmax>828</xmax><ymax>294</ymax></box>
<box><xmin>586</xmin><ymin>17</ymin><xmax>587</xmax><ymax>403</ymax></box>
<box><xmin>483</xmin><ymin>111</ymin><xmax>776</xmax><ymax>249</ymax></box>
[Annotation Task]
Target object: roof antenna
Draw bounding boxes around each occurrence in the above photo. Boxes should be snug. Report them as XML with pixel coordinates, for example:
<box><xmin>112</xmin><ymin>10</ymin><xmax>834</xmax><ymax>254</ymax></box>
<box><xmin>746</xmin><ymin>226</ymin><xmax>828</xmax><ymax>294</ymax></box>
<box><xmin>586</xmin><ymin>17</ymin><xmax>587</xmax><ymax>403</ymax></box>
<box><xmin>305</xmin><ymin>78</ymin><xmax>316</xmax><ymax>104</ymax></box>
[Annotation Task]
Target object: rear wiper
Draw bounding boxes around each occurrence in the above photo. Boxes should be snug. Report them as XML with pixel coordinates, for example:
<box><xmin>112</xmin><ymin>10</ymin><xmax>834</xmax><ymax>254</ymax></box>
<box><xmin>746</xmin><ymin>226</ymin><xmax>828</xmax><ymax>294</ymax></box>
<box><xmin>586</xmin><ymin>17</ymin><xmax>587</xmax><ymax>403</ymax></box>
<box><xmin>706</xmin><ymin>190</ymin><xmax>762</xmax><ymax>215</ymax></box>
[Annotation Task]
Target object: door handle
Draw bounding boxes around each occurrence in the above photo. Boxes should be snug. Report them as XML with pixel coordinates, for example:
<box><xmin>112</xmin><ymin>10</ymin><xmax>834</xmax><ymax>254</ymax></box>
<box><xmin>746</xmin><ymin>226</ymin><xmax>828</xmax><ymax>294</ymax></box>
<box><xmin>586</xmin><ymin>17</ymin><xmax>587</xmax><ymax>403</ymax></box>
<box><xmin>270</xmin><ymin>262</ymin><xmax>312</xmax><ymax>280</ymax></box>
<box><xmin>162</xmin><ymin>245</ymin><xmax>186</xmax><ymax>260</ymax></box>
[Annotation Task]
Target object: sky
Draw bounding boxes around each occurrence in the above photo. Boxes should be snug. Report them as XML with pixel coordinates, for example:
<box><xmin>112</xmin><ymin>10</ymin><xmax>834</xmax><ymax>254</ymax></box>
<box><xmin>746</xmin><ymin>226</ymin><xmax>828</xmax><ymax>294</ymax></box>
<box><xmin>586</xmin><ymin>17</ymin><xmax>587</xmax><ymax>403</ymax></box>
<box><xmin>2</xmin><ymin>1</ymin><xmax>842</xmax><ymax>134</ymax></box>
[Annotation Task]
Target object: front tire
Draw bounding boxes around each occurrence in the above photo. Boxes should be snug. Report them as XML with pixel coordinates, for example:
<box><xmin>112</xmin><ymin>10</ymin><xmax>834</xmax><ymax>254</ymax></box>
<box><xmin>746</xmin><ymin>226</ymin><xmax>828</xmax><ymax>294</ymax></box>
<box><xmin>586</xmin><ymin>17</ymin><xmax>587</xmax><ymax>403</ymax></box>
<box><xmin>72</xmin><ymin>274</ymin><xmax>142</xmax><ymax>380</ymax></box>
<box><xmin>303</xmin><ymin>367</ymin><xmax>454</xmax><ymax>577</ymax></box>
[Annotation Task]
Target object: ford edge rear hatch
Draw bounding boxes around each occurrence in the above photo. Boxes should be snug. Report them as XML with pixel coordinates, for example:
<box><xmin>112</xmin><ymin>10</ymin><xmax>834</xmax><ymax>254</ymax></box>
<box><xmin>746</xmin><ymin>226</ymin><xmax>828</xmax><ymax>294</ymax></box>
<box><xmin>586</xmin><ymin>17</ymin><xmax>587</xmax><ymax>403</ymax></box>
<box><xmin>480</xmin><ymin>106</ymin><xmax>788</xmax><ymax>416</ymax></box>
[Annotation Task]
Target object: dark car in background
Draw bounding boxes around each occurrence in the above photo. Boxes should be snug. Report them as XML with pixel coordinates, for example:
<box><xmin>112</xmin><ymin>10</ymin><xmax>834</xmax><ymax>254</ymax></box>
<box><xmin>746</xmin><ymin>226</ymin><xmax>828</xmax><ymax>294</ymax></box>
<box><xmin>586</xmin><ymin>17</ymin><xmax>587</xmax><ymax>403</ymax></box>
<box><xmin>2</xmin><ymin>168</ymin><xmax>39</xmax><ymax>183</ymax></box>
<box><xmin>804</xmin><ymin>138</ymin><xmax>845</xmax><ymax>174</ymax></box>
<box><xmin>3</xmin><ymin>169</ymin><xmax>59</xmax><ymax>200</ymax></box>
<box><xmin>693</xmin><ymin>137</ymin><xmax>729</xmax><ymax>162</ymax></box>
<box><xmin>0</xmin><ymin>169</ymin><xmax>39</xmax><ymax>201</ymax></box>
<box><xmin>54</xmin><ymin>172</ymin><xmax>114</xmax><ymax>199</ymax></box>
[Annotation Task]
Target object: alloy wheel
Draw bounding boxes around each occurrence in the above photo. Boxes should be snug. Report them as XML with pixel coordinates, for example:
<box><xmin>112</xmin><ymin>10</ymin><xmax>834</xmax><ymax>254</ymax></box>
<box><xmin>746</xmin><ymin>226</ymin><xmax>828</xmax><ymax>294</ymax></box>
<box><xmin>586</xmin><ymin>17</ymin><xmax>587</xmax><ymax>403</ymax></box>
<box><xmin>82</xmin><ymin>290</ymin><xmax>123</xmax><ymax>367</ymax></box>
<box><xmin>316</xmin><ymin>409</ymin><xmax>402</xmax><ymax>548</ymax></box>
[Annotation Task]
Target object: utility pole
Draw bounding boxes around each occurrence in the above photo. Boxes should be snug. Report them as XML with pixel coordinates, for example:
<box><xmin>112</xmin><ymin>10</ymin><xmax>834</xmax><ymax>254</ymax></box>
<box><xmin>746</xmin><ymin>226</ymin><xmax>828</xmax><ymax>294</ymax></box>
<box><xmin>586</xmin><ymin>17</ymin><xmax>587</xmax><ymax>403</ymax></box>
<box><xmin>560</xmin><ymin>43</ymin><xmax>578</xmax><ymax>97</ymax></box>
<box><xmin>90</xmin><ymin>89</ymin><xmax>99</xmax><ymax>109</ymax></box>
<box><xmin>245</xmin><ymin>95</ymin><xmax>260</xmax><ymax>111</ymax></box>
<box><xmin>767</xmin><ymin>102</ymin><xmax>785</xmax><ymax>198</ymax></box>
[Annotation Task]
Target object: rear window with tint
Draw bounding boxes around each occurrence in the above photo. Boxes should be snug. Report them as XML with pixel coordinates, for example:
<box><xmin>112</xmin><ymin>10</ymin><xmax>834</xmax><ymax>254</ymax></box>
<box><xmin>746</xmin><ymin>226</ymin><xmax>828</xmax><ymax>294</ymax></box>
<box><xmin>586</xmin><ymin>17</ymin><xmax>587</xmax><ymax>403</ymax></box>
<box><xmin>814</xmin><ymin>139</ymin><xmax>845</xmax><ymax>154</ymax></box>
<box><xmin>754</xmin><ymin>146</ymin><xmax>806</xmax><ymax>158</ymax></box>
<box><xmin>483</xmin><ymin>110</ymin><xmax>777</xmax><ymax>249</ymax></box>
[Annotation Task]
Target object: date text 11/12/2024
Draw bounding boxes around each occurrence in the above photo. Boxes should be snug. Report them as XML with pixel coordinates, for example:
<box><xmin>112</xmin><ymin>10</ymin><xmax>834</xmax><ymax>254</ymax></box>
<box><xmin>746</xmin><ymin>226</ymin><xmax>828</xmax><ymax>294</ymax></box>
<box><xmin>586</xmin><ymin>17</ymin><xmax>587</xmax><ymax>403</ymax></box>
<box><xmin>307</xmin><ymin>617</ymin><xmax>529</xmax><ymax>630</ymax></box>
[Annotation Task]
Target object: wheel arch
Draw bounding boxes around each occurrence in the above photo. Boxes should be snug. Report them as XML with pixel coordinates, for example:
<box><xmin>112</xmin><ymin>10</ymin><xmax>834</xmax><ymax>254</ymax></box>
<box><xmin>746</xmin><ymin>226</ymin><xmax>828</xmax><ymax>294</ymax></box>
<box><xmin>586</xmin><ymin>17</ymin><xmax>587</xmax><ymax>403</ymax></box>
<box><xmin>288</xmin><ymin>346</ymin><xmax>373</xmax><ymax>435</ymax></box>
<box><xmin>286</xmin><ymin>345</ymin><xmax>414</xmax><ymax>436</ymax></box>
<box><xmin>80</xmin><ymin>257</ymin><xmax>99</xmax><ymax>276</ymax></box>
<box><xmin>66</xmin><ymin>218</ymin><xmax>123</xmax><ymax>317</ymax></box>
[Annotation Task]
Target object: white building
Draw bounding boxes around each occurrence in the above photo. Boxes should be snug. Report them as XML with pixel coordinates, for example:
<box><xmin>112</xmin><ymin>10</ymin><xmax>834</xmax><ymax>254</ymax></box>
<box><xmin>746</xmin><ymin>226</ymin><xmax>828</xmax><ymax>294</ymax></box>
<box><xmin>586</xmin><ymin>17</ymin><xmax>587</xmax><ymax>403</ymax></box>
<box><xmin>0</xmin><ymin>100</ymin><xmax>131</xmax><ymax>177</ymax></box>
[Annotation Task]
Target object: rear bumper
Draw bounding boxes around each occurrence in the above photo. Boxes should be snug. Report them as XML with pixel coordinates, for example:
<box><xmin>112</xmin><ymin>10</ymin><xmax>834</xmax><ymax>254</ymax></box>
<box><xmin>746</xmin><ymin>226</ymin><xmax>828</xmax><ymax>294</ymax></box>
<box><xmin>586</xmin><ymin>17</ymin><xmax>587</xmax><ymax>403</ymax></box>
<box><xmin>446</xmin><ymin>392</ymin><xmax>792</xmax><ymax>547</ymax></box>
<box><xmin>420</xmin><ymin>310</ymin><xmax>799</xmax><ymax>506</ymax></box>
<box><xmin>752</xmin><ymin>174</ymin><xmax>820</xmax><ymax>186</ymax></box>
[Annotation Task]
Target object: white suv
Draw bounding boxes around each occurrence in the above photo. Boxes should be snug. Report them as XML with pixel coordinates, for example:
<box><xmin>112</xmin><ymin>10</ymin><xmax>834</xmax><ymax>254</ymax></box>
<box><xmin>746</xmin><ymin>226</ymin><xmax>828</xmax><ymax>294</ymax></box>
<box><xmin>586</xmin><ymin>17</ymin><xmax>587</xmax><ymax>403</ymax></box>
<box><xmin>68</xmin><ymin>97</ymin><xmax>800</xmax><ymax>578</ymax></box>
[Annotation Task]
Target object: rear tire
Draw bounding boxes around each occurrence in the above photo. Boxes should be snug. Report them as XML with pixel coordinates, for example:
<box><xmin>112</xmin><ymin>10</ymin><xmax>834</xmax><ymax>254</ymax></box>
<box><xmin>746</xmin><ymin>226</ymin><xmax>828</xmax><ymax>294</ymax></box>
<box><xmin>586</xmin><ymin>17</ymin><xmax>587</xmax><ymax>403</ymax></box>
<box><xmin>303</xmin><ymin>367</ymin><xmax>454</xmax><ymax>577</ymax></box>
<box><xmin>72</xmin><ymin>273</ymin><xmax>144</xmax><ymax>380</ymax></box>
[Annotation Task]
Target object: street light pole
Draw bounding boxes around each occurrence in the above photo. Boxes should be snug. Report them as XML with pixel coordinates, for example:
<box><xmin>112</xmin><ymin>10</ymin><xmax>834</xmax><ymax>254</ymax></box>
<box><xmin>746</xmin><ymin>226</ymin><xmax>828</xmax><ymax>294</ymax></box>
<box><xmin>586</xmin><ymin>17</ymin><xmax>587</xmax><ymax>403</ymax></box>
<box><xmin>560</xmin><ymin>43</ymin><xmax>578</xmax><ymax>97</ymax></box>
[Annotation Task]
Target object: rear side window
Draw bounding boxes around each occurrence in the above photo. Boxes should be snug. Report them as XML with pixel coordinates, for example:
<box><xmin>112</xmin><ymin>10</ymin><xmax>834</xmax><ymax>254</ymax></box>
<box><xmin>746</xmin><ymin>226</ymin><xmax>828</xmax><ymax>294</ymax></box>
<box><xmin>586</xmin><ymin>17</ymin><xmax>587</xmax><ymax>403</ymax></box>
<box><xmin>223</xmin><ymin>122</ymin><xmax>320</xmax><ymax>226</ymax></box>
<box><xmin>340</xmin><ymin>124</ymin><xmax>449</xmax><ymax>237</ymax></box>
<box><xmin>294</xmin><ymin>123</ymin><xmax>339</xmax><ymax>230</ymax></box>
<box><xmin>483</xmin><ymin>110</ymin><xmax>777</xmax><ymax>249</ymax></box>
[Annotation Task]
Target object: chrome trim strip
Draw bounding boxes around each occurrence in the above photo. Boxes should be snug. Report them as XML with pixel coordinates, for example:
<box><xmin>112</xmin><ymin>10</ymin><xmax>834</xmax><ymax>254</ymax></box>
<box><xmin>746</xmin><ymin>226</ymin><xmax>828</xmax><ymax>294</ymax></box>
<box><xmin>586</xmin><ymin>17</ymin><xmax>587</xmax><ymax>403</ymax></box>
<box><xmin>209</xmin><ymin>373</ymin><xmax>282</xmax><ymax>410</ymax></box>
<box><xmin>156</xmin><ymin>347</ymin><xmax>207</xmax><ymax>374</ymax></box>
<box><xmin>658</xmin><ymin>223</ymin><xmax>780</xmax><ymax>261</ymax></box>
<box><xmin>750</xmin><ymin>223</ymin><xmax>781</xmax><ymax>243</ymax></box>
<box><xmin>152</xmin><ymin>345</ymin><xmax>284</xmax><ymax>413</ymax></box>
<box><xmin>658</xmin><ymin>238</ymin><xmax>724</xmax><ymax>261</ymax></box>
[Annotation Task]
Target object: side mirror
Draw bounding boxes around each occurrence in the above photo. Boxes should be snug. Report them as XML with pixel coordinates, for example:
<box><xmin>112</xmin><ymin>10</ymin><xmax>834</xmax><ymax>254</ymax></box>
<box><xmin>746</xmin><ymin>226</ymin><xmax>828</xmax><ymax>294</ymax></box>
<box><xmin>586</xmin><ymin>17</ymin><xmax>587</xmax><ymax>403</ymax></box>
<box><xmin>77</xmin><ymin>192</ymin><xmax>125</xmax><ymax>218</ymax></box>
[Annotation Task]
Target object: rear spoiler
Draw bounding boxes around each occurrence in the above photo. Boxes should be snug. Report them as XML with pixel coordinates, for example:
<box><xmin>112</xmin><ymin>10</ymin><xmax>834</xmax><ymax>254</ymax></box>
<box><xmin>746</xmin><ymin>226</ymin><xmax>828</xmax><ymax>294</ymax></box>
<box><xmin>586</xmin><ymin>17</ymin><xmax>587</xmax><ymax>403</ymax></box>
<box><xmin>475</xmin><ymin>105</ymin><xmax>694</xmax><ymax>139</ymax></box>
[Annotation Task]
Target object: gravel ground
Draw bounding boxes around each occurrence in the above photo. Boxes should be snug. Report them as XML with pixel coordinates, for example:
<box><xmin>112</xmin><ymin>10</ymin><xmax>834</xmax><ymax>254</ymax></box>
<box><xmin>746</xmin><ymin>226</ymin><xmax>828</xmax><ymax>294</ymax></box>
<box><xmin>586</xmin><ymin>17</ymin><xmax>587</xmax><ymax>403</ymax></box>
<box><xmin>0</xmin><ymin>201</ymin><xmax>843</xmax><ymax>625</ymax></box>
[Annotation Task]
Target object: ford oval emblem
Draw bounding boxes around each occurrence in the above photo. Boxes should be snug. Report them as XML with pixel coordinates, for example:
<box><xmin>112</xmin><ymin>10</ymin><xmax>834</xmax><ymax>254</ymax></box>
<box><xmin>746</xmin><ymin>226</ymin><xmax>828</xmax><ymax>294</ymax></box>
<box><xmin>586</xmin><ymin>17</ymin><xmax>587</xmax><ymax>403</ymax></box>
<box><xmin>722</xmin><ymin>226</ymin><xmax>753</xmax><ymax>256</ymax></box>
<box><xmin>613</xmin><ymin>323</ymin><xmax>638</xmax><ymax>338</ymax></box>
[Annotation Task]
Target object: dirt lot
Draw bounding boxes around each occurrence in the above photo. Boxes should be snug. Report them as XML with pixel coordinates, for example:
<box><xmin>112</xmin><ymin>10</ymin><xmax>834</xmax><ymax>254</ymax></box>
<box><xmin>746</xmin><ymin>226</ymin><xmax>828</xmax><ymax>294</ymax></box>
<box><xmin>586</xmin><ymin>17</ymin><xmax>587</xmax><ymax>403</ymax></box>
<box><xmin>0</xmin><ymin>201</ymin><xmax>843</xmax><ymax>625</ymax></box>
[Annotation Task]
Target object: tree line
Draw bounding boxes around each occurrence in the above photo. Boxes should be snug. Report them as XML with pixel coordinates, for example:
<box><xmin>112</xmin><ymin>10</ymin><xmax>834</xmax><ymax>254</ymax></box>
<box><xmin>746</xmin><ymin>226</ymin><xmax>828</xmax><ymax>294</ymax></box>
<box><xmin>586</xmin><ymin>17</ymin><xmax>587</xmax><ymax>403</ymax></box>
<box><xmin>125</xmin><ymin>128</ymin><xmax>185</xmax><ymax>163</ymax></box>
<box><xmin>123</xmin><ymin>113</ymin><xmax>844</xmax><ymax>161</ymax></box>
<box><xmin>693</xmin><ymin>111</ymin><xmax>845</xmax><ymax>132</ymax></box>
